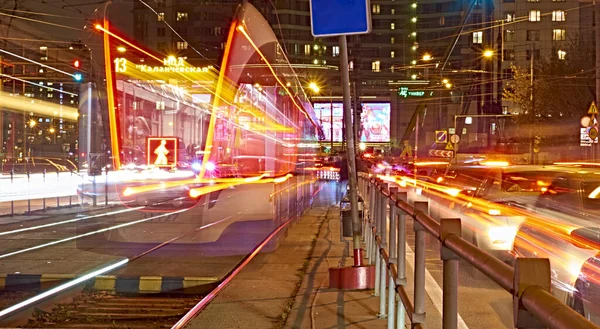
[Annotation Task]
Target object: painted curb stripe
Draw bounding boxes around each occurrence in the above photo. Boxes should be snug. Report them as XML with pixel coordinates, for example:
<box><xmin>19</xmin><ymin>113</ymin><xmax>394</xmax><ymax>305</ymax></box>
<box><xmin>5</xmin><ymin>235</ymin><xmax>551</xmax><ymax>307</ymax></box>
<box><xmin>0</xmin><ymin>274</ymin><xmax>218</xmax><ymax>293</ymax></box>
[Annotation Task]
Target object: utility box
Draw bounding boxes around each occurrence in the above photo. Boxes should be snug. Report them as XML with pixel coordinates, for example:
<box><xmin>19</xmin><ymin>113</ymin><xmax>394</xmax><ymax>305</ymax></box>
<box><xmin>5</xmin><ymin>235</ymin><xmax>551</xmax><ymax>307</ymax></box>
<box><xmin>340</xmin><ymin>194</ymin><xmax>363</xmax><ymax>238</ymax></box>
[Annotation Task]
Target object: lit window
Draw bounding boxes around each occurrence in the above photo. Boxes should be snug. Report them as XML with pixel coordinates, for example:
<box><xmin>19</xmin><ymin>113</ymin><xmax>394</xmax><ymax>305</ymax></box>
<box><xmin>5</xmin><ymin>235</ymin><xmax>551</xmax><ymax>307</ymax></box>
<box><xmin>505</xmin><ymin>30</ymin><xmax>516</xmax><ymax>42</ymax></box>
<box><xmin>349</xmin><ymin>61</ymin><xmax>354</xmax><ymax>71</ymax></box>
<box><xmin>391</xmin><ymin>9</ymin><xmax>396</xmax><ymax>15</ymax></box>
<box><xmin>391</xmin><ymin>37</ymin><xmax>395</xmax><ymax>44</ymax></box>
<box><xmin>553</xmin><ymin>29</ymin><xmax>566</xmax><ymax>41</ymax></box>
<box><xmin>304</xmin><ymin>44</ymin><xmax>311</xmax><ymax>56</ymax></box>
<box><xmin>552</xmin><ymin>10</ymin><xmax>565</xmax><ymax>21</ymax></box>
<box><xmin>558</xmin><ymin>50</ymin><xmax>566</xmax><ymax>60</ymax></box>
<box><xmin>158</xmin><ymin>12</ymin><xmax>165</xmax><ymax>21</ymax></box>
<box><xmin>177</xmin><ymin>12</ymin><xmax>188</xmax><ymax>21</ymax></box>
<box><xmin>411</xmin><ymin>17</ymin><xmax>417</xmax><ymax>23</ymax></box>
<box><xmin>472</xmin><ymin>31</ymin><xmax>483</xmax><ymax>44</ymax></box>
<box><xmin>440</xmin><ymin>17</ymin><xmax>445</xmax><ymax>26</ymax></box>
<box><xmin>391</xmin><ymin>51</ymin><xmax>395</xmax><ymax>58</ymax></box>
<box><xmin>332</xmin><ymin>46</ymin><xmax>340</xmax><ymax>57</ymax></box>
<box><xmin>47</xmin><ymin>93</ymin><xmax>53</xmax><ymax>98</ymax></box>
<box><xmin>372</xmin><ymin>4</ymin><xmax>380</xmax><ymax>14</ymax></box>
<box><xmin>391</xmin><ymin>23</ymin><xmax>395</xmax><ymax>30</ymax></box>
<box><xmin>372</xmin><ymin>61</ymin><xmax>381</xmax><ymax>72</ymax></box>
<box><xmin>529</xmin><ymin>10</ymin><xmax>540</xmax><ymax>22</ymax></box>
<box><xmin>505</xmin><ymin>12</ymin><xmax>515</xmax><ymax>22</ymax></box>
<box><xmin>176</xmin><ymin>41</ymin><xmax>188</xmax><ymax>50</ymax></box>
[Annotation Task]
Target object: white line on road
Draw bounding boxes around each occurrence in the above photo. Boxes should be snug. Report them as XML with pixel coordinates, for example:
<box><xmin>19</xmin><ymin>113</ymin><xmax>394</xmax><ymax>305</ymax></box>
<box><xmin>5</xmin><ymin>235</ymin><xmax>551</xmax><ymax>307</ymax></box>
<box><xmin>405</xmin><ymin>243</ymin><xmax>470</xmax><ymax>329</ymax></box>
<box><xmin>0</xmin><ymin>209</ymin><xmax>188</xmax><ymax>260</ymax></box>
<box><xmin>0</xmin><ymin>206</ymin><xmax>145</xmax><ymax>236</ymax></box>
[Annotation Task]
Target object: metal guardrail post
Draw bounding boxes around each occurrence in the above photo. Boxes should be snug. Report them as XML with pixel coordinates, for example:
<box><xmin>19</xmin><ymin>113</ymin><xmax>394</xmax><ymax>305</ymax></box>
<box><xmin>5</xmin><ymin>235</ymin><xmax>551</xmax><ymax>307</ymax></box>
<box><xmin>11</xmin><ymin>200</ymin><xmax>14</xmax><ymax>216</ymax></box>
<box><xmin>57</xmin><ymin>196</ymin><xmax>60</xmax><ymax>208</ymax></box>
<box><xmin>379</xmin><ymin>183</ymin><xmax>389</xmax><ymax>318</ymax></box>
<box><xmin>395</xmin><ymin>191</ymin><xmax>408</xmax><ymax>329</ymax></box>
<box><xmin>42</xmin><ymin>198</ymin><xmax>46</xmax><ymax>210</ymax></box>
<box><xmin>92</xmin><ymin>176</ymin><xmax>97</xmax><ymax>207</ymax></box>
<box><xmin>388</xmin><ymin>187</ymin><xmax>398</xmax><ymax>262</ymax></box>
<box><xmin>10</xmin><ymin>170</ymin><xmax>13</xmax><ymax>183</ymax></box>
<box><xmin>440</xmin><ymin>218</ymin><xmax>462</xmax><ymax>329</ymax></box>
<box><xmin>27</xmin><ymin>199</ymin><xmax>30</xmax><ymax>213</ymax></box>
<box><xmin>43</xmin><ymin>169</ymin><xmax>46</xmax><ymax>182</ymax></box>
<box><xmin>374</xmin><ymin>181</ymin><xmax>383</xmax><ymax>297</ymax></box>
<box><xmin>412</xmin><ymin>200</ymin><xmax>428</xmax><ymax>324</ymax></box>
<box><xmin>105</xmin><ymin>170</ymin><xmax>109</xmax><ymax>206</ymax></box>
<box><xmin>513</xmin><ymin>258</ymin><xmax>550</xmax><ymax>329</ymax></box>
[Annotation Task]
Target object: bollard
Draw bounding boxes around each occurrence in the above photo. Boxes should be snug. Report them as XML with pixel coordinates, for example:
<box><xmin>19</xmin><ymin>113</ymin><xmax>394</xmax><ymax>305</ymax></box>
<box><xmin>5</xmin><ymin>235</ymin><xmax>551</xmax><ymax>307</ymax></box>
<box><xmin>27</xmin><ymin>199</ymin><xmax>30</xmax><ymax>213</ymax></box>
<box><xmin>440</xmin><ymin>218</ymin><xmax>462</xmax><ymax>329</ymax></box>
<box><xmin>412</xmin><ymin>201</ymin><xmax>428</xmax><ymax>324</ymax></box>
<box><xmin>69</xmin><ymin>195</ymin><xmax>72</xmax><ymax>206</ymax></box>
<box><xmin>43</xmin><ymin>198</ymin><xmax>46</xmax><ymax>210</ymax></box>
<box><xmin>57</xmin><ymin>196</ymin><xmax>60</xmax><ymax>208</ymax></box>
<box><xmin>11</xmin><ymin>200</ymin><xmax>14</xmax><ymax>215</ymax></box>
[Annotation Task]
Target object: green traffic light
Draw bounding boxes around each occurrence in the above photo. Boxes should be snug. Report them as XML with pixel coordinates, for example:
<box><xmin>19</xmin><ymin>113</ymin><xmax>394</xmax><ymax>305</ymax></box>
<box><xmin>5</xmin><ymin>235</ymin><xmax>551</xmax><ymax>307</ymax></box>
<box><xmin>74</xmin><ymin>73</ymin><xmax>82</xmax><ymax>82</ymax></box>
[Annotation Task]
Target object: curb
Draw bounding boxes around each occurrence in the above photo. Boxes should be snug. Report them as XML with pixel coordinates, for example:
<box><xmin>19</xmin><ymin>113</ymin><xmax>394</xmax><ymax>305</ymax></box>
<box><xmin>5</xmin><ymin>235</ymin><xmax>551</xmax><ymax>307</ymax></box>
<box><xmin>0</xmin><ymin>274</ymin><xmax>219</xmax><ymax>294</ymax></box>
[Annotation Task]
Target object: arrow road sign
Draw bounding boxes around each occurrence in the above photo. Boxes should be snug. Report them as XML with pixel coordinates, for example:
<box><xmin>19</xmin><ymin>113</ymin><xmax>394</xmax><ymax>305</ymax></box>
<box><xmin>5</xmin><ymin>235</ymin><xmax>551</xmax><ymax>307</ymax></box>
<box><xmin>428</xmin><ymin>149</ymin><xmax>454</xmax><ymax>158</ymax></box>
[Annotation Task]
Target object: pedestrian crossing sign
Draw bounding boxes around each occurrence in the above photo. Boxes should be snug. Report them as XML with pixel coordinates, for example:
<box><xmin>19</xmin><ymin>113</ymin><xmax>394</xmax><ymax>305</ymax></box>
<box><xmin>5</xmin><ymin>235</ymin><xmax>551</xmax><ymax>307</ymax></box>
<box><xmin>445</xmin><ymin>142</ymin><xmax>454</xmax><ymax>150</ymax></box>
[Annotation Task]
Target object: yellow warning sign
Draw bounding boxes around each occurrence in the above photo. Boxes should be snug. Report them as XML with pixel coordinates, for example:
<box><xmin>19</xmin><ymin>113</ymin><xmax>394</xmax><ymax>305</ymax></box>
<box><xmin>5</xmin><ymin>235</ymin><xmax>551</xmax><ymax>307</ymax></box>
<box><xmin>445</xmin><ymin>142</ymin><xmax>454</xmax><ymax>150</ymax></box>
<box><xmin>589</xmin><ymin>101</ymin><xmax>598</xmax><ymax>115</ymax></box>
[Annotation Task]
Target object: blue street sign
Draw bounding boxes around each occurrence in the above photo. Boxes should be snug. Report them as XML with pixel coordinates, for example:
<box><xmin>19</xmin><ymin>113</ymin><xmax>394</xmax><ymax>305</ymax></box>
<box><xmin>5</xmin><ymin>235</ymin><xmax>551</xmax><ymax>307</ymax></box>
<box><xmin>310</xmin><ymin>0</ymin><xmax>371</xmax><ymax>37</ymax></box>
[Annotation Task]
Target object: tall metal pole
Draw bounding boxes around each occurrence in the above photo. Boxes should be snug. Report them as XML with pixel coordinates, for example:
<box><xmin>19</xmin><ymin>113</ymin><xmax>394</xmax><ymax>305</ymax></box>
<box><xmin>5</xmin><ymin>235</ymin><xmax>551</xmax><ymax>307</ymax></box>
<box><xmin>330</xmin><ymin>91</ymin><xmax>334</xmax><ymax>151</ymax></box>
<box><xmin>529</xmin><ymin>43</ymin><xmax>534</xmax><ymax>164</ymax></box>
<box><xmin>339</xmin><ymin>35</ymin><xmax>362</xmax><ymax>267</ymax></box>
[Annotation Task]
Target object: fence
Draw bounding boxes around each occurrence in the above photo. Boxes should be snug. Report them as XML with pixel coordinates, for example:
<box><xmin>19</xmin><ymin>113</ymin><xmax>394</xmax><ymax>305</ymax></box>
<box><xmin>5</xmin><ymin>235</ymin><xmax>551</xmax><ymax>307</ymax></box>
<box><xmin>358</xmin><ymin>173</ymin><xmax>600</xmax><ymax>329</ymax></box>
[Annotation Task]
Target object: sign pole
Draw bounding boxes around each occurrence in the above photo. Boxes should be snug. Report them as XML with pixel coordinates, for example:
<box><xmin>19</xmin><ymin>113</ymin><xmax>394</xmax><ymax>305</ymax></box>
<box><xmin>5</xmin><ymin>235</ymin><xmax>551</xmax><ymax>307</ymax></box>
<box><xmin>339</xmin><ymin>35</ymin><xmax>362</xmax><ymax>267</ymax></box>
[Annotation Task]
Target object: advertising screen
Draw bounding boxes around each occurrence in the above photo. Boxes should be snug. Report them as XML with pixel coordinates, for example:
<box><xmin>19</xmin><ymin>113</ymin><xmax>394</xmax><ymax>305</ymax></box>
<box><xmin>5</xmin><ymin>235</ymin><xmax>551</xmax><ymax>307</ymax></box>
<box><xmin>359</xmin><ymin>103</ymin><xmax>391</xmax><ymax>142</ymax></box>
<box><xmin>314</xmin><ymin>102</ymin><xmax>391</xmax><ymax>142</ymax></box>
<box><xmin>314</xmin><ymin>102</ymin><xmax>344</xmax><ymax>142</ymax></box>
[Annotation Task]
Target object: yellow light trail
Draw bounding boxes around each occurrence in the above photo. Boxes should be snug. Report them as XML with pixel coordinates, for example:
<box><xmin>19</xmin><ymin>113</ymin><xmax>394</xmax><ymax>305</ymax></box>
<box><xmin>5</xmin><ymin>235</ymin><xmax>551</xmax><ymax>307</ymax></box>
<box><xmin>0</xmin><ymin>91</ymin><xmax>78</xmax><ymax>120</ymax></box>
<box><xmin>102</xmin><ymin>19</ymin><xmax>121</xmax><ymax>170</ymax></box>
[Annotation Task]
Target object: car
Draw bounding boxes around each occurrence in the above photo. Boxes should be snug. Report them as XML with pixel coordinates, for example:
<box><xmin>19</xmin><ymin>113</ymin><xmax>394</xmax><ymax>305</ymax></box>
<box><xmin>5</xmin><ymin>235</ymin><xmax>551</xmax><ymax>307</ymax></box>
<box><xmin>512</xmin><ymin>169</ymin><xmax>600</xmax><ymax>323</ymax></box>
<box><xmin>414</xmin><ymin>163</ymin><xmax>563</xmax><ymax>262</ymax></box>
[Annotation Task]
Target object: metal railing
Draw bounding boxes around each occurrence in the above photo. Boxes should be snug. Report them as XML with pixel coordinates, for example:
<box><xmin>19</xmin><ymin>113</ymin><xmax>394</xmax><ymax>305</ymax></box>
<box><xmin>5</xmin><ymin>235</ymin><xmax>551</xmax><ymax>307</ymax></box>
<box><xmin>358</xmin><ymin>173</ymin><xmax>600</xmax><ymax>329</ymax></box>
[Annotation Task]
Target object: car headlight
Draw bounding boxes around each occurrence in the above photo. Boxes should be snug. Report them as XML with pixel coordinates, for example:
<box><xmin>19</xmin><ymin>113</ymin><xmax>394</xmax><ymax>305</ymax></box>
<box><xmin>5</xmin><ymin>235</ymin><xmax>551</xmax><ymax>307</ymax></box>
<box><xmin>488</xmin><ymin>226</ymin><xmax>518</xmax><ymax>244</ymax></box>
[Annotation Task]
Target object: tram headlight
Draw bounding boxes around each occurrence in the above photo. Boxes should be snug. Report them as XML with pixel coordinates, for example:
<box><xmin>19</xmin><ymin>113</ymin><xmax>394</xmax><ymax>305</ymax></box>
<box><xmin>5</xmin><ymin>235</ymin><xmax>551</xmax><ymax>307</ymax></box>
<box><xmin>191</xmin><ymin>162</ymin><xmax>202</xmax><ymax>172</ymax></box>
<box><xmin>205</xmin><ymin>162</ymin><xmax>216</xmax><ymax>171</ymax></box>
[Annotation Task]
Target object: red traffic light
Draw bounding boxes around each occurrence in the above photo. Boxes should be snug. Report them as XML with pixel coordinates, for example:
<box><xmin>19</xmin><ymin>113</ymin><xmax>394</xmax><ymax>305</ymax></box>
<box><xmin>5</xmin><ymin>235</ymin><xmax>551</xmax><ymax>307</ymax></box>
<box><xmin>73</xmin><ymin>60</ymin><xmax>80</xmax><ymax>68</ymax></box>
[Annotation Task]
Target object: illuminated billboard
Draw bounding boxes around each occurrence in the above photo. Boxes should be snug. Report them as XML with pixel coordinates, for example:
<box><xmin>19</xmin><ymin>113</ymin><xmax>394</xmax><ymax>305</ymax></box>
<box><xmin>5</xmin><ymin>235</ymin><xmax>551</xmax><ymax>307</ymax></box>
<box><xmin>313</xmin><ymin>103</ymin><xmax>344</xmax><ymax>141</ymax></box>
<box><xmin>313</xmin><ymin>102</ymin><xmax>391</xmax><ymax>143</ymax></box>
<box><xmin>360</xmin><ymin>103</ymin><xmax>390</xmax><ymax>142</ymax></box>
<box><xmin>147</xmin><ymin>137</ymin><xmax>178</xmax><ymax>167</ymax></box>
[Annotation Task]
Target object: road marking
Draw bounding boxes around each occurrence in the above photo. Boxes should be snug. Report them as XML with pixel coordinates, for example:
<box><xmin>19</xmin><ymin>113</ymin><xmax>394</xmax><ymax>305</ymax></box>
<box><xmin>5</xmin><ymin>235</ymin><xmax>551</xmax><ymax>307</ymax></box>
<box><xmin>0</xmin><ymin>206</ymin><xmax>145</xmax><ymax>237</ymax></box>
<box><xmin>0</xmin><ymin>209</ymin><xmax>187</xmax><ymax>260</ymax></box>
<box><xmin>405</xmin><ymin>243</ymin><xmax>470</xmax><ymax>329</ymax></box>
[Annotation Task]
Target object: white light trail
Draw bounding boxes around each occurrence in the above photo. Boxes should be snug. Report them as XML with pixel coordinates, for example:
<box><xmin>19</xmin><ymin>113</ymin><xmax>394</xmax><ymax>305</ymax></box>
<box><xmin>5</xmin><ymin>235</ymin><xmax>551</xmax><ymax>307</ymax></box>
<box><xmin>0</xmin><ymin>259</ymin><xmax>129</xmax><ymax>318</ymax></box>
<box><xmin>0</xmin><ymin>74</ymin><xmax>78</xmax><ymax>96</ymax></box>
<box><xmin>0</xmin><ymin>209</ymin><xmax>187</xmax><ymax>260</ymax></box>
<box><xmin>0</xmin><ymin>207</ymin><xmax>144</xmax><ymax>237</ymax></box>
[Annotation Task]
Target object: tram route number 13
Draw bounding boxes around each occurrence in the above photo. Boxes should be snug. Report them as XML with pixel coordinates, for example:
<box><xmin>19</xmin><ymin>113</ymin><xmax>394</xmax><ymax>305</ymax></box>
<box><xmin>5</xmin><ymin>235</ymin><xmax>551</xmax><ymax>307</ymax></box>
<box><xmin>114</xmin><ymin>58</ymin><xmax>127</xmax><ymax>73</ymax></box>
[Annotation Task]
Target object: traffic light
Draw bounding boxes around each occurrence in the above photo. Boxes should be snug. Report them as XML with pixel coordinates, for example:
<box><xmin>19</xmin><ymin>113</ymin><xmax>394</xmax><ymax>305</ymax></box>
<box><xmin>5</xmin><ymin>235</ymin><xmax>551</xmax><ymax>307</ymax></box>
<box><xmin>73</xmin><ymin>60</ymin><xmax>80</xmax><ymax>68</ymax></box>
<box><xmin>74</xmin><ymin>73</ymin><xmax>83</xmax><ymax>82</ymax></box>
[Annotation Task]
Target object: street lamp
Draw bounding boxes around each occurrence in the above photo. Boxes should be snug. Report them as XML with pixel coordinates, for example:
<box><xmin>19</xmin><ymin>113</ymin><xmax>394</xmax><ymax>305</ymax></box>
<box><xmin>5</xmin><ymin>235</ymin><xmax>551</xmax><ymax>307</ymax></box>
<box><xmin>483</xmin><ymin>49</ymin><xmax>494</xmax><ymax>58</ymax></box>
<box><xmin>117</xmin><ymin>46</ymin><xmax>126</xmax><ymax>53</ymax></box>
<box><xmin>309</xmin><ymin>82</ymin><xmax>320</xmax><ymax>93</ymax></box>
<box><xmin>29</xmin><ymin>120</ymin><xmax>36</xmax><ymax>128</ymax></box>
<box><xmin>422</xmin><ymin>53</ymin><xmax>432</xmax><ymax>61</ymax></box>
<box><xmin>49</xmin><ymin>127</ymin><xmax>55</xmax><ymax>133</ymax></box>
<box><xmin>308</xmin><ymin>82</ymin><xmax>334</xmax><ymax>152</ymax></box>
